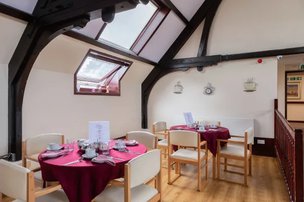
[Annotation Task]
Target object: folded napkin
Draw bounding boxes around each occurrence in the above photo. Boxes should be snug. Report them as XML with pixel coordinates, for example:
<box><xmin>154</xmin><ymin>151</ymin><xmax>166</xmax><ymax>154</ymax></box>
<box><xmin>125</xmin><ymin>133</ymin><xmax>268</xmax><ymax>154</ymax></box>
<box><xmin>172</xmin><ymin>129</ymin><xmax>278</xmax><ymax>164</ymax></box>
<box><xmin>92</xmin><ymin>155</ymin><xmax>116</xmax><ymax>166</ymax></box>
<box><xmin>41</xmin><ymin>150</ymin><xmax>68</xmax><ymax>159</ymax></box>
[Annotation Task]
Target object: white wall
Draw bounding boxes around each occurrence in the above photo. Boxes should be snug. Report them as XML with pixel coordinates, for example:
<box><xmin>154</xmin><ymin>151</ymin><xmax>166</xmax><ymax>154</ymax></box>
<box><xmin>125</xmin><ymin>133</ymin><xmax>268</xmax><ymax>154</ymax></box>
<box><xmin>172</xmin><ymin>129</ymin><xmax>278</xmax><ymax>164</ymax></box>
<box><xmin>23</xmin><ymin>35</ymin><xmax>153</xmax><ymax>141</ymax></box>
<box><xmin>148</xmin><ymin>59</ymin><xmax>277</xmax><ymax>138</ymax></box>
<box><xmin>0</xmin><ymin>14</ymin><xmax>26</xmax><ymax>155</ymax></box>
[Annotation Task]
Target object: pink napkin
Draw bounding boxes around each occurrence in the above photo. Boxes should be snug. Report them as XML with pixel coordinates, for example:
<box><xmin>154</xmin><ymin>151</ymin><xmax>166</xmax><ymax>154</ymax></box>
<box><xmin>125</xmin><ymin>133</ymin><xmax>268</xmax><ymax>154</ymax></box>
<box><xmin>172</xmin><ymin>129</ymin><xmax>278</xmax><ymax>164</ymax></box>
<box><xmin>92</xmin><ymin>155</ymin><xmax>116</xmax><ymax>166</ymax></box>
<box><xmin>41</xmin><ymin>150</ymin><xmax>68</xmax><ymax>159</ymax></box>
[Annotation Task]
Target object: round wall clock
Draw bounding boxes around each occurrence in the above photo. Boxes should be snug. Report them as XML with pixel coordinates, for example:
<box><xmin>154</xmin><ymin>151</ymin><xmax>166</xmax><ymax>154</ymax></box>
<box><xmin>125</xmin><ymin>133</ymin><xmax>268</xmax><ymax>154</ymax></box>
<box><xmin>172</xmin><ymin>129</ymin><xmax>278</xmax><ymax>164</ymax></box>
<box><xmin>203</xmin><ymin>83</ymin><xmax>215</xmax><ymax>95</ymax></box>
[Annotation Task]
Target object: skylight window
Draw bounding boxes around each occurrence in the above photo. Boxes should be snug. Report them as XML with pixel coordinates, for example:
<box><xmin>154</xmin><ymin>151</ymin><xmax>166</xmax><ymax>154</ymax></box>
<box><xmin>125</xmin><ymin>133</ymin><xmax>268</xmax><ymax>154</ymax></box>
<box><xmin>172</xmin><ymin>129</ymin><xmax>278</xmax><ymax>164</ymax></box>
<box><xmin>98</xmin><ymin>1</ymin><xmax>169</xmax><ymax>54</ymax></box>
<box><xmin>99</xmin><ymin>2</ymin><xmax>157</xmax><ymax>49</ymax></box>
<box><xmin>75</xmin><ymin>50</ymin><xmax>132</xmax><ymax>96</ymax></box>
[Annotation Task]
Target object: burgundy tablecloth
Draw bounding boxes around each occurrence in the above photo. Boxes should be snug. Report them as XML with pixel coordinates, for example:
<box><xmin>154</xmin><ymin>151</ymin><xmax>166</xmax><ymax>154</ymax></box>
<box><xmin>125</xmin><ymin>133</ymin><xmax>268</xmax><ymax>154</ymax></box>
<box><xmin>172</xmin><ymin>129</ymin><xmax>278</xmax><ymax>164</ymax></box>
<box><xmin>38</xmin><ymin>141</ymin><xmax>147</xmax><ymax>202</ymax></box>
<box><xmin>170</xmin><ymin>125</ymin><xmax>230</xmax><ymax>156</ymax></box>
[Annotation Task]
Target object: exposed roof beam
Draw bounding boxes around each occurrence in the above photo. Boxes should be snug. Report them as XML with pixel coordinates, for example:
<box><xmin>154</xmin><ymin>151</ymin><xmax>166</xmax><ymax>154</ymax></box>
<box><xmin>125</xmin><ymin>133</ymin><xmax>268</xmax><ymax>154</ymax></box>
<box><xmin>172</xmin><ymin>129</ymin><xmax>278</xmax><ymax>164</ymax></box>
<box><xmin>65</xmin><ymin>31</ymin><xmax>156</xmax><ymax>66</ymax></box>
<box><xmin>197</xmin><ymin>1</ymin><xmax>221</xmax><ymax>57</ymax></box>
<box><xmin>142</xmin><ymin>0</ymin><xmax>217</xmax><ymax>128</ymax></box>
<box><xmin>167</xmin><ymin>46</ymin><xmax>304</xmax><ymax>68</ymax></box>
<box><xmin>0</xmin><ymin>3</ymin><xmax>33</xmax><ymax>22</ymax></box>
<box><xmin>34</xmin><ymin>0</ymin><xmax>137</xmax><ymax>26</ymax></box>
<box><xmin>197</xmin><ymin>0</ymin><xmax>221</xmax><ymax>71</ymax></box>
<box><xmin>160</xmin><ymin>0</ymin><xmax>188</xmax><ymax>24</ymax></box>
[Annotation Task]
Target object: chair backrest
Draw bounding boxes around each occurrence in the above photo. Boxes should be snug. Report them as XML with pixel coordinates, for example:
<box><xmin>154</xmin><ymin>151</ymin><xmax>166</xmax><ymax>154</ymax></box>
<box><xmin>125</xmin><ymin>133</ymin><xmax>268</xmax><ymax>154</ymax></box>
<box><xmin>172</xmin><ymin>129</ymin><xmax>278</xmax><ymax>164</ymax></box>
<box><xmin>169</xmin><ymin>130</ymin><xmax>199</xmax><ymax>147</ymax></box>
<box><xmin>152</xmin><ymin>121</ymin><xmax>167</xmax><ymax>133</ymax></box>
<box><xmin>126</xmin><ymin>149</ymin><xmax>161</xmax><ymax>188</ymax></box>
<box><xmin>126</xmin><ymin>131</ymin><xmax>157</xmax><ymax>150</ymax></box>
<box><xmin>152</xmin><ymin>121</ymin><xmax>168</xmax><ymax>140</ymax></box>
<box><xmin>24</xmin><ymin>133</ymin><xmax>64</xmax><ymax>156</ymax></box>
<box><xmin>0</xmin><ymin>159</ymin><xmax>31</xmax><ymax>201</ymax></box>
<box><xmin>245</xmin><ymin>127</ymin><xmax>254</xmax><ymax>145</ymax></box>
<box><xmin>201</xmin><ymin>120</ymin><xmax>221</xmax><ymax>127</ymax></box>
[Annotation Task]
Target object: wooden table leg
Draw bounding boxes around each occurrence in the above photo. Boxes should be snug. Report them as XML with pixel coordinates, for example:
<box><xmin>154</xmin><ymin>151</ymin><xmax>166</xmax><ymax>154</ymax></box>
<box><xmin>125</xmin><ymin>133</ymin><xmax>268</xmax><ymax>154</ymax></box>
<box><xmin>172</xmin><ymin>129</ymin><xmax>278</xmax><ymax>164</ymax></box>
<box><xmin>212</xmin><ymin>155</ymin><xmax>216</xmax><ymax>179</ymax></box>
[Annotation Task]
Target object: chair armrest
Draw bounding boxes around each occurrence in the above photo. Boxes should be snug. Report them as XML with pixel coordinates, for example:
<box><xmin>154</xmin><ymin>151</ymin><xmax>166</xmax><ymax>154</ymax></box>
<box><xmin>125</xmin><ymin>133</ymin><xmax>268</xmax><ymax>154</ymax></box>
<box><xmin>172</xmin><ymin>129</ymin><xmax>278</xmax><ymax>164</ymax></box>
<box><xmin>199</xmin><ymin>141</ymin><xmax>207</xmax><ymax>146</ymax></box>
<box><xmin>217</xmin><ymin>139</ymin><xmax>244</xmax><ymax>144</ymax></box>
<box><xmin>31</xmin><ymin>167</ymin><xmax>41</xmax><ymax>173</ymax></box>
<box><xmin>230</xmin><ymin>134</ymin><xmax>244</xmax><ymax>138</ymax></box>
<box><xmin>109</xmin><ymin>179</ymin><xmax>124</xmax><ymax>187</ymax></box>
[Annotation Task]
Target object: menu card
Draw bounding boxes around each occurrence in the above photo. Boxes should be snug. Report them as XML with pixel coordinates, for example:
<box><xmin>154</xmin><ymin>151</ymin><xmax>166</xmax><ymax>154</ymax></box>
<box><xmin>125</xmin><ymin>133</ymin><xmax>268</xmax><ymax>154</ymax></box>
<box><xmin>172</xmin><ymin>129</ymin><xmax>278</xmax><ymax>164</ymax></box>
<box><xmin>184</xmin><ymin>112</ymin><xmax>194</xmax><ymax>126</ymax></box>
<box><xmin>88</xmin><ymin>121</ymin><xmax>110</xmax><ymax>143</ymax></box>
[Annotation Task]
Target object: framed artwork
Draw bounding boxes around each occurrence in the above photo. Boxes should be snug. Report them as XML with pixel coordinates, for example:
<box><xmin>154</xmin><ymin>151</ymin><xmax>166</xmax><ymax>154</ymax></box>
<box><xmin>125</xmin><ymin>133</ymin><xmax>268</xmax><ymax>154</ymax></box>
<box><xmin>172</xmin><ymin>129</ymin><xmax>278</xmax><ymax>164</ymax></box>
<box><xmin>287</xmin><ymin>82</ymin><xmax>301</xmax><ymax>100</ymax></box>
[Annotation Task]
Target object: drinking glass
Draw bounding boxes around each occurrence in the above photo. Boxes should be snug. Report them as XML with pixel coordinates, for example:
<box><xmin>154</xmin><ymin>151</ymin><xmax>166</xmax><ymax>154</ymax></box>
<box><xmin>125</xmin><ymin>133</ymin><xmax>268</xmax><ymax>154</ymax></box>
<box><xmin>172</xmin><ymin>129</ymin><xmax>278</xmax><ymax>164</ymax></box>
<box><xmin>100</xmin><ymin>141</ymin><xmax>110</xmax><ymax>156</ymax></box>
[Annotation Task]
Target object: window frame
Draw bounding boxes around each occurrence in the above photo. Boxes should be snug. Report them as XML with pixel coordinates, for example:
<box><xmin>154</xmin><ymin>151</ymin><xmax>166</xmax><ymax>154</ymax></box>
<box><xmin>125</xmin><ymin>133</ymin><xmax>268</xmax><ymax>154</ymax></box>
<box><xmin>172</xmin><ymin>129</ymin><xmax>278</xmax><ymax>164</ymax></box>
<box><xmin>96</xmin><ymin>0</ymin><xmax>169</xmax><ymax>55</ymax></box>
<box><xmin>74</xmin><ymin>49</ymin><xmax>133</xmax><ymax>96</ymax></box>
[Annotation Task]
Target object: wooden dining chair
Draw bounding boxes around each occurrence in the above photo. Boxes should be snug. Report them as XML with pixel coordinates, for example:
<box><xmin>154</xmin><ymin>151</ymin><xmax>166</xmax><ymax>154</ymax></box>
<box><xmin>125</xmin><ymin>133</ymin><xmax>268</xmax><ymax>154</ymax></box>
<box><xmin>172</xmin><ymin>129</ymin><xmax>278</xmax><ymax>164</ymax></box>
<box><xmin>93</xmin><ymin>149</ymin><xmax>162</xmax><ymax>202</ymax></box>
<box><xmin>126</xmin><ymin>131</ymin><xmax>157</xmax><ymax>150</ymax></box>
<box><xmin>152</xmin><ymin>121</ymin><xmax>169</xmax><ymax>159</ymax></box>
<box><xmin>216</xmin><ymin>127</ymin><xmax>253</xmax><ymax>186</ymax></box>
<box><xmin>22</xmin><ymin>133</ymin><xmax>64</xmax><ymax>169</ymax></box>
<box><xmin>168</xmin><ymin>130</ymin><xmax>208</xmax><ymax>191</ymax></box>
<box><xmin>0</xmin><ymin>159</ymin><xmax>68</xmax><ymax>202</ymax></box>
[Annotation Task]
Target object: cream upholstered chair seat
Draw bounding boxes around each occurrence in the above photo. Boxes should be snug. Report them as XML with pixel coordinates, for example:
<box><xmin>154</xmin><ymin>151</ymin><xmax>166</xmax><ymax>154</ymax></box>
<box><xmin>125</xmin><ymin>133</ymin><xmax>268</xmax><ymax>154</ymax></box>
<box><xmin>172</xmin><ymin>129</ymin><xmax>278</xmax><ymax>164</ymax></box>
<box><xmin>94</xmin><ymin>149</ymin><xmax>161</xmax><ymax>202</ymax></box>
<box><xmin>0</xmin><ymin>159</ymin><xmax>68</xmax><ymax>202</ymax></box>
<box><xmin>171</xmin><ymin>149</ymin><xmax>205</xmax><ymax>161</ymax></box>
<box><xmin>157</xmin><ymin>139</ymin><xmax>168</xmax><ymax>146</ymax></box>
<box><xmin>220</xmin><ymin>144</ymin><xmax>251</xmax><ymax>158</ymax></box>
<box><xmin>94</xmin><ymin>184</ymin><xmax>158</xmax><ymax>202</ymax></box>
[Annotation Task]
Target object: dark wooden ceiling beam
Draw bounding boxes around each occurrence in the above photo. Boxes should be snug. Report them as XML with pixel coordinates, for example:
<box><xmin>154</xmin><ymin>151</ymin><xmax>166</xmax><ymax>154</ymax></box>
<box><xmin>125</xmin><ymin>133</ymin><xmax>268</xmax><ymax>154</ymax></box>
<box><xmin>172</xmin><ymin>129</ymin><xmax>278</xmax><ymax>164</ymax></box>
<box><xmin>64</xmin><ymin>31</ymin><xmax>157</xmax><ymax>66</ymax></box>
<box><xmin>160</xmin><ymin>0</ymin><xmax>188</xmax><ymax>24</ymax></box>
<box><xmin>141</xmin><ymin>0</ymin><xmax>217</xmax><ymax>128</ymax></box>
<box><xmin>0</xmin><ymin>3</ymin><xmax>33</xmax><ymax>22</ymax></box>
<box><xmin>167</xmin><ymin>46</ymin><xmax>304</xmax><ymax>68</ymax></box>
<box><xmin>34</xmin><ymin>0</ymin><xmax>137</xmax><ymax>26</ymax></box>
<box><xmin>197</xmin><ymin>0</ymin><xmax>221</xmax><ymax>71</ymax></box>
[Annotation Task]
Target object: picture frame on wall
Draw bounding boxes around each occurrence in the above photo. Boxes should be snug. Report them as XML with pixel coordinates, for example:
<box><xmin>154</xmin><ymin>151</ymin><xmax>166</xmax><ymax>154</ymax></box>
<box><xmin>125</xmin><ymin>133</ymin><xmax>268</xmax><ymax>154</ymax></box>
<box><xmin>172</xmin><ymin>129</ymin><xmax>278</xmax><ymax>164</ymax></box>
<box><xmin>287</xmin><ymin>82</ymin><xmax>301</xmax><ymax>100</ymax></box>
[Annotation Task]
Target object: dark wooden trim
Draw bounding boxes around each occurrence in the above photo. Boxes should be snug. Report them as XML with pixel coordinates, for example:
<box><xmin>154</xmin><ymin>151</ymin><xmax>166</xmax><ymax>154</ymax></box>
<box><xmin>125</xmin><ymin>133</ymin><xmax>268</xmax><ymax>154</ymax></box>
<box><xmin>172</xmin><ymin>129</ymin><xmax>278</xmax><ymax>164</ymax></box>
<box><xmin>167</xmin><ymin>46</ymin><xmax>304</xmax><ymax>68</ymax></box>
<box><xmin>288</xmin><ymin>120</ymin><xmax>304</xmax><ymax>123</ymax></box>
<box><xmin>252</xmin><ymin>137</ymin><xmax>276</xmax><ymax>157</ymax></box>
<box><xmin>64</xmin><ymin>31</ymin><xmax>157</xmax><ymax>66</ymax></box>
<box><xmin>160</xmin><ymin>0</ymin><xmax>188</xmax><ymax>24</ymax></box>
<box><xmin>287</xmin><ymin>101</ymin><xmax>304</xmax><ymax>104</ymax></box>
<box><xmin>0</xmin><ymin>3</ymin><xmax>33</xmax><ymax>22</ymax></box>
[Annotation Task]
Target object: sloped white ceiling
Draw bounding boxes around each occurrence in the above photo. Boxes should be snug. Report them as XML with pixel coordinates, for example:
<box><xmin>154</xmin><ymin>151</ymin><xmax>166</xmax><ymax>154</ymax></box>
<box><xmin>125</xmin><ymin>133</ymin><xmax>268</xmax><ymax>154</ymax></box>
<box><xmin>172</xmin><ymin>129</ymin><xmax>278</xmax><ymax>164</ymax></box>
<box><xmin>139</xmin><ymin>11</ymin><xmax>185</xmax><ymax>62</ymax></box>
<box><xmin>171</xmin><ymin>0</ymin><xmax>205</xmax><ymax>20</ymax></box>
<box><xmin>0</xmin><ymin>0</ymin><xmax>37</xmax><ymax>14</ymax></box>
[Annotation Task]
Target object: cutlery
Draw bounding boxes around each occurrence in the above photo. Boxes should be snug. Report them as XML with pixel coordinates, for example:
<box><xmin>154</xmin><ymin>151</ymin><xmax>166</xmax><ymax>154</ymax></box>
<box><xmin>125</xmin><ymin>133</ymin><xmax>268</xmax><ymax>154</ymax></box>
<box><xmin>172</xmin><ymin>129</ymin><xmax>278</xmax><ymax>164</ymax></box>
<box><xmin>64</xmin><ymin>157</ymin><xmax>83</xmax><ymax>165</ymax></box>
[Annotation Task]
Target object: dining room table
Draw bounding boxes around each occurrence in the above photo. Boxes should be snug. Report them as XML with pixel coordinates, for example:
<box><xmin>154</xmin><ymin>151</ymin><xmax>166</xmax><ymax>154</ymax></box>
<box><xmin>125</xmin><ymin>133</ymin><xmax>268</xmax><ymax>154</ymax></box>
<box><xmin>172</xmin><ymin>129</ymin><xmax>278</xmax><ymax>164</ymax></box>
<box><xmin>170</xmin><ymin>124</ymin><xmax>230</xmax><ymax>178</ymax></box>
<box><xmin>38</xmin><ymin>140</ymin><xmax>147</xmax><ymax>202</ymax></box>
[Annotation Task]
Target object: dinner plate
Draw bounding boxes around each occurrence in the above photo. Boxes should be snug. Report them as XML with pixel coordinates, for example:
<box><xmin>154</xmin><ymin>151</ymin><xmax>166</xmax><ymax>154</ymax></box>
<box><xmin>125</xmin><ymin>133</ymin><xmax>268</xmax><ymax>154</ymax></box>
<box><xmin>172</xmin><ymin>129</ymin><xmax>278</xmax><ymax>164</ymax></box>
<box><xmin>82</xmin><ymin>153</ymin><xmax>97</xmax><ymax>159</ymax></box>
<box><xmin>46</xmin><ymin>146</ymin><xmax>63</xmax><ymax>151</ymax></box>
